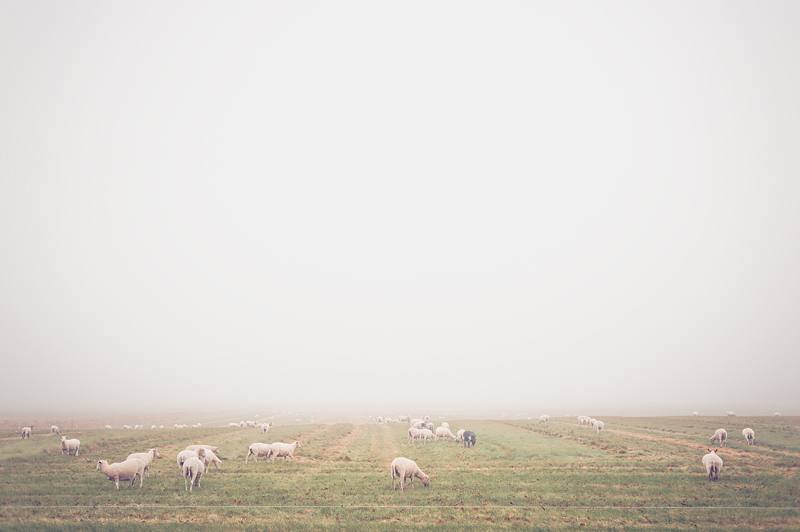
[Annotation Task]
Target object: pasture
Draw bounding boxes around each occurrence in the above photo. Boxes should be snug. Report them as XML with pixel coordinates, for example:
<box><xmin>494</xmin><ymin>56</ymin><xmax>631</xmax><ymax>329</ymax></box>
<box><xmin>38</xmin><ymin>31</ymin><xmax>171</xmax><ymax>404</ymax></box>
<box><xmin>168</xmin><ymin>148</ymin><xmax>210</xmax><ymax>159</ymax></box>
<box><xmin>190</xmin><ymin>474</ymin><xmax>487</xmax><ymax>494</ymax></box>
<box><xmin>0</xmin><ymin>416</ymin><xmax>798</xmax><ymax>530</ymax></box>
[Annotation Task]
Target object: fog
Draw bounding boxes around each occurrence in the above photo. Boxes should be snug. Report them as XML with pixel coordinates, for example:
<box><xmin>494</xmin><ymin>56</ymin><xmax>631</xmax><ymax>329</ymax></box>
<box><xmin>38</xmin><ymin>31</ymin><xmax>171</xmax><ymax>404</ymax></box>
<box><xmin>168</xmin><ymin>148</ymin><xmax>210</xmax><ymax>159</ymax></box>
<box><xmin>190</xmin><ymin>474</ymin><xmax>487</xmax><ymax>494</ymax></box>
<box><xmin>1</xmin><ymin>1</ymin><xmax>799</xmax><ymax>417</ymax></box>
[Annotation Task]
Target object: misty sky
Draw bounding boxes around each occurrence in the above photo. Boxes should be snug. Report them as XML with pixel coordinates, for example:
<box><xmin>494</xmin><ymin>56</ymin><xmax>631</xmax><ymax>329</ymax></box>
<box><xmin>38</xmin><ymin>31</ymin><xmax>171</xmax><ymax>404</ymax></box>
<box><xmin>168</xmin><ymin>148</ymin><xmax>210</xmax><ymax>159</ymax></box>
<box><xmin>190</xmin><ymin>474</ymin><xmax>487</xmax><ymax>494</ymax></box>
<box><xmin>1</xmin><ymin>1</ymin><xmax>799</xmax><ymax>416</ymax></box>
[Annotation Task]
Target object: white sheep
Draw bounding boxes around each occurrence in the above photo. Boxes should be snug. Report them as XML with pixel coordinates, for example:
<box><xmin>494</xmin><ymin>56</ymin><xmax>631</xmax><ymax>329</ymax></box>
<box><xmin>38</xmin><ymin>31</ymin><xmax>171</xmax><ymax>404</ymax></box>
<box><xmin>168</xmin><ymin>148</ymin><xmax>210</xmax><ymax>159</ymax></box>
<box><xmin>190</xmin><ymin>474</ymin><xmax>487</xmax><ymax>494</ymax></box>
<box><xmin>441</xmin><ymin>422</ymin><xmax>449</xmax><ymax>429</ymax></box>
<box><xmin>182</xmin><ymin>456</ymin><xmax>205</xmax><ymax>491</ymax></box>
<box><xmin>246</xmin><ymin>421</ymin><xmax>256</xmax><ymax>428</ymax></box>
<box><xmin>229</xmin><ymin>423</ymin><xmax>239</xmax><ymax>428</ymax></box>
<box><xmin>420</xmin><ymin>428</ymin><xmax>437</xmax><ymax>443</ymax></box>
<box><xmin>775</xmin><ymin>412</ymin><xmax>781</xmax><ymax>417</ymax></box>
<box><xmin>238</xmin><ymin>421</ymin><xmax>246</xmax><ymax>428</ymax></box>
<box><xmin>177</xmin><ymin>448</ymin><xmax>206</xmax><ymax>469</ymax></box>
<box><xmin>21</xmin><ymin>426</ymin><xmax>32</xmax><ymax>439</ymax></box>
<box><xmin>411</xmin><ymin>421</ymin><xmax>425</xmax><ymax>429</ymax></box>
<box><xmin>201</xmin><ymin>449</ymin><xmax>222</xmax><ymax>471</ymax></box>
<box><xmin>422</xmin><ymin>415</ymin><xmax>431</xmax><ymax>423</ymax></box>
<box><xmin>409</xmin><ymin>418</ymin><xmax>423</xmax><ymax>426</ymax></box>
<box><xmin>595</xmin><ymin>420</ymin><xmax>605</xmax><ymax>433</ymax></box>
<box><xmin>742</xmin><ymin>428</ymin><xmax>755</xmax><ymax>446</ymax></box>
<box><xmin>245</xmin><ymin>443</ymin><xmax>273</xmax><ymax>464</ymax></box>
<box><xmin>710</xmin><ymin>428</ymin><xmax>727</xmax><ymax>447</ymax></box>
<box><xmin>702</xmin><ymin>449</ymin><xmax>723</xmax><ymax>481</ymax></box>
<box><xmin>455</xmin><ymin>429</ymin><xmax>465</xmax><ymax>443</ymax></box>
<box><xmin>390</xmin><ymin>457</ymin><xmax>430</xmax><ymax>490</ymax></box>
<box><xmin>50</xmin><ymin>425</ymin><xmax>60</xmax><ymax>435</ymax></box>
<box><xmin>435</xmin><ymin>426</ymin><xmax>456</xmax><ymax>441</ymax></box>
<box><xmin>123</xmin><ymin>425</ymin><xmax>132</xmax><ymax>430</ymax></box>
<box><xmin>159</xmin><ymin>425</ymin><xmax>164</xmax><ymax>429</ymax></box>
<box><xmin>269</xmin><ymin>441</ymin><xmax>301</xmax><ymax>462</ymax></box>
<box><xmin>408</xmin><ymin>427</ymin><xmax>424</xmax><ymax>444</ymax></box>
<box><xmin>589</xmin><ymin>418</ymin><xmax>597</xmax><ymax>430</ymax></box>
<box><xmin>424</xmin><ymin>422</ymin><xmax>435</xmax><ymax>432</ymax></box>
<box><xmin>125</xmin><ymin>448</ymin><xmax>159</xmax><ymax>477</ymax></box>
<box><xmin>151</xmin><ymin>425</ymin><xmax>156</xmax><ymax>429</ymax></box>
<box><xmin>261</xmin><ymin>422</ymin><xmax>274</xmax><ymax>434</ymax></box>
<box><xmin>538</xmin><ymin>415</ymin><xmax>549</xmax><ymax>425</ymax></box>
<box><xmin>577</xmin><ymin>416</ymin><xmax>585</xmax><ymax>427</ymax></box>
<box><xmin>726</xmin><ymin>411</ymin><xmax>736</xmax><ymax>417</ymax></box>
<box><xmin>398</xmin><ymin>415</ymin><xmax>410</xmax><ymax>423</ymax></box>
<box><xmin>60</xmin><ymin>436</ymin><xmax>80</xmax><ymax>456</ymax></box>
<box><xmin>693</xmin><ymin>412</ymin><xmax>699</xmax><ymax>416</ymax></box>
<box><xmin>96</xmin><ymin>459</ymin><xmax>145</xmax><ymax>490</ymax></box>
<box><xmin>185</xmin><ymin>445</ymin><xmax>220</xmax><ymax>454</ymax></box>
<box><xmin>104</xmin><ymin>425</ymin><xmax>112</xmax><ymax>430</ymax></box>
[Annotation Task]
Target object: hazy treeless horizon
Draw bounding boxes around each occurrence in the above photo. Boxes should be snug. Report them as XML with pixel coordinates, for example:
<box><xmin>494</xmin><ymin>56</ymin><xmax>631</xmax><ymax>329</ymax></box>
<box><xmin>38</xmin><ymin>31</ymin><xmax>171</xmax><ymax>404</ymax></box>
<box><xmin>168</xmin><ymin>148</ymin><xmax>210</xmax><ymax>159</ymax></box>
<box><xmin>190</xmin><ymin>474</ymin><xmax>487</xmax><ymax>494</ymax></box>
<box><xmin>1</xmin><ymin>1</ymin><xmax>799</xmax><ymax>416</ymax></box>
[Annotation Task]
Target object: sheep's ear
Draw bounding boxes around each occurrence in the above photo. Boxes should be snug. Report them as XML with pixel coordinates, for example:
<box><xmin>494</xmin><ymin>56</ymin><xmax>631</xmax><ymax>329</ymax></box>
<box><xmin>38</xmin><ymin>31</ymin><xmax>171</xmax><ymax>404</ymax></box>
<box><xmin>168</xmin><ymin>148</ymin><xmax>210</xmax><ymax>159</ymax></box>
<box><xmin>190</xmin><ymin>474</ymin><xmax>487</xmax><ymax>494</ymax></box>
<box><xmin>714</xmin><ymin>449</ymin><xmax>717</xmax><ymax>453</ymax></box>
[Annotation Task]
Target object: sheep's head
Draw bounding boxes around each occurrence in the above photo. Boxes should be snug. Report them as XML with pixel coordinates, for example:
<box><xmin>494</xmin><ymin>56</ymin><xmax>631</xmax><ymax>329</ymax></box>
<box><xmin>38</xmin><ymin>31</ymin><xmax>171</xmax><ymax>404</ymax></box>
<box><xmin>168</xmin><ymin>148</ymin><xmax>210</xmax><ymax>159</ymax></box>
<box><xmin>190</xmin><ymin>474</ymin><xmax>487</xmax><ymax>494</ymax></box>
<box><xmin>420</xmin><ymin>473</ymin><xmax>430</xmax><ymax>487</ymax></box>
<box><xmin>60</xmin><ymin>436</ymin><xmax>66</xmax><ymax>443</ymax></box>
<box><xmin>96</xmin><ymin>460</ymin><xmax>106</xmax><ymax>470</ymax></box>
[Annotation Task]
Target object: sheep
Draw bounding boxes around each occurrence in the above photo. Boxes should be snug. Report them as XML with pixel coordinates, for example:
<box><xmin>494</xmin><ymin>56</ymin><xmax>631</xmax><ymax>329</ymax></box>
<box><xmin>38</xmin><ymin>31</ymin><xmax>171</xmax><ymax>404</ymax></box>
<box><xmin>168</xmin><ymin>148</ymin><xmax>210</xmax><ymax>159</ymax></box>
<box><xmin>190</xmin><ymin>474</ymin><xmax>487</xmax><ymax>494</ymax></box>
<box><xmin>577</xmin><ymin>416</ymin><xmax>585</xmax><ymax>427</ymax></box>
<box><xmin>269</xmin><ymin>441</ymin><xmax>301</xmax><ymax>462</ymax></box>
<box><xmin>50</xmin><ymin>425</ymin><xmax>60</xmax><ymax>436</ymax></box>
<box><xmin>125</xmin><ymin>449</ymin><xmax>159</xmax><ymax>477</ymax></box>
<box><xmin>435</xmin><ymin>426</ymin><xmax>456</xmax><ymax>441</ymax></box>
<box><xmin>177</xmin><ymin>448</ymin><xmax>206</xmax><ymax>469</ymax></box>
<box><xmin>123</xmin><ymin>425</ymin><xmax>132</xmax><ymax>430</ymax></box>
<box><xmin>104</xmin><ymin>425</ymin><xmax>112</xmax><ymax>430</ymax></box>
<box><xmin>246</xmin><ymin>421</ymin><xmax>256</xmax><ymax>428</ymax></box>
<box><xmin>229</xmin><ymin>423</ymin><xmax>239</xmax><ymax>428</ymax></box>
<box><xmin>390</xmin><ymin>457</ymin><xmax>430</xmax><ymax>490</ymax></box>
<box><xmin>182</xmin><ymin>456</ymin><xmax>205</xmax><ymax>491</ymax></box>
<box><xmin>96</xmin><ymin>459</ymin><xmax>146</xmax><ymax>490</ymax></box>
<box><xmin>377</xmin><ymin>416</ymin><xmax>386</xmax><ymax>424</ymax></box>
<box><xmin>595</xmin><ymin>420</ymin><xmax>605</xmax><ymax>433</ymax></box>
<box><xmin>742</xmin><ymin>428</ymin><xmax>755</xmax><ymax>445</ymax></box>
<box><xmin>159</xmin><ymin>425</ymin><xmax>164</xmax><ymax>429</ymax></box>
<box><xmin>185</xmin><ymin>445</ymin><xmax>220</xmax><ymax>455</ymax></box>
<box><xmin>408</xmin><ymin>427</ymin><xmax>424</xmax><ymax>444</ymax></box>
<box><xmin>589</xmin><ymin>418</ymin><xmax>597</xmax><ymax>430</ymax></box>
<box><xmin>21</xmin><ymin>426</ymin><xmax>32</xmax><ymax>439</ymax></box>
<box><xmin>463</xmin><ymin>430</ymin><xmax>476</xmax><ymax>448</ymax></box>
<box><xmin>775</xmin><ymin>412</ymin><xmax>781</xmax><ymax>417</ymax></box>
<box><xmin>174</xmin><ymin>424</ymin><xmax>180</xmax><ymax>429</ymax></box>
<box><xmin>398</xmin><ymin>415</ymin><xmax>410</xmax><ymax>423</ymax></box>
<box><xmin>726</xmin><ymin>411</ymin><xmax>736</xmax><ymax>417</ymax></box>
<box><xmin>424</xmin><ymin>422</ymin><xmax>435</xmax><ymax>432</ymax></box>
<box><xmin>151</xmin><ymin>425</ymin><xmax>156</xmax><ymax>429</ymax></box>
<box><xmin>419</xmin><ymin>428</ymin><xmax>437</xmax><ymax>443</ymax></box>
<box><xmin>409</xmin><ymin>418</ymin><xmax>423</xmax><ymax>426</ymax></box>
<box><xmin>710</xmin><ymin>428</ymin><xmax>727</xmax><ymax>447</ymax></box>
<box><xmin>455</xmin><ymin>429</ymin><xmax>465</xmax><ymax>443</ymax></box>
<box><xmin>201</xmin><ymin>449</ymin><xmax>222</xmax><ymax>470</ymax></box>
<box><xmin>60</xmin><ymin>436</ymin><xmax>80</xmax><ymax>456</ymax></box>
<box><xmin>422</xmin><ymin>415</ymin><xmax>431</xmax><ymax>423</ymax></box>
<box><xmin>245</xmin><ymin>443</ymin><xmax>273</xmax><ymax>464</ymax></box>
<box><xmin>238</xmin><ymin>421</ymin><xmax>246</xmax><ymax>428</ymax></box>
<box><xmin>538</xmin><ymin>415</ymin><xmax>549</xmax><ymax>425</ymax></box>
<box><xmin>411</xmin><ymin>421</ymin><xmax>425</xmax><ymax>429</ymax></box>
<box><xmin>693</xmin><ymin>412</ymin><xmax>699</xmax><ymax>417</ymax></box>
<box><xmin>261</xmin><ymin>422</ymin><xmax>273</xmax><ymax>434</ymax></box>
<box><xmin>702</xmin><ymin>449</ymin><xmax>723</xmax><ymax>481</ymax></box>
<box><xmin>441</xmin><ymin>422</ymin><xmax>449</xmax><ymax>429</ymax></box>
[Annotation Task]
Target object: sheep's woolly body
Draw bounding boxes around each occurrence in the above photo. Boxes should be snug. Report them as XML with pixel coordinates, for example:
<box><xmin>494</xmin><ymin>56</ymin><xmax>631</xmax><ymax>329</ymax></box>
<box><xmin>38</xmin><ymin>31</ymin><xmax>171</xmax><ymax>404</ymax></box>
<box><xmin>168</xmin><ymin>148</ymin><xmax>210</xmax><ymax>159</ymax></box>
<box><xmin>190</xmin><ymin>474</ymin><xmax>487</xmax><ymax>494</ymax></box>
<box><xmin>96</xmin><ymin>459</ymin><xmax>146</xmax><ymax>490</ymax></box>
<box><xmin>126</xmin><ymin>449</ymin><xmax>159</xmax><ymax>477</ymax></box>
<box><xmin>50</xmin><ymin>425</ymin><xmax>60</xmax><ymax>435</ymax></box>
<box><xmin>710</xmin><ymin>429</ymin><xmax>727</xmax><ymax>447</ymax></box>
<box><xmin>182</xmin><ymin>457</ymin><xmax>205</xmax><ymax>491</ymax></box>
<box><xmin>390</xmin><ymin>457</ymin><xmax>430</xmax><ymax>490</ymax></box>
<box><xmin>245</xmin><ymin>443</ymin><xmax>273</xmax><ymax>464</ymax></box>
<box><xmin>60</xmin><ymin>436</ymin><xmax>80</xmax><ymax>456</ymax></box>
<box><xmin>702</xmin><ymin>450</ymin><xmax>723</xmax><ymax>481</ymax></box>
<box><xmin>742</xmin><ymin>428</ymin><xmax>755</xmax><ymax>446</ymax></box>
<box><xmin>177</xmin><ymin>448</ymin><xmax>206</xmax><ymax>469</ymax></box>
<box><xmin>269</xmin><ymin>441</ymin><xmax>301</xmax><ymax>462</ymax></box>
<box><xmin>435</xmin><ymin>426</ymin><xmax>456</xmax><ymax>441</ymax></box>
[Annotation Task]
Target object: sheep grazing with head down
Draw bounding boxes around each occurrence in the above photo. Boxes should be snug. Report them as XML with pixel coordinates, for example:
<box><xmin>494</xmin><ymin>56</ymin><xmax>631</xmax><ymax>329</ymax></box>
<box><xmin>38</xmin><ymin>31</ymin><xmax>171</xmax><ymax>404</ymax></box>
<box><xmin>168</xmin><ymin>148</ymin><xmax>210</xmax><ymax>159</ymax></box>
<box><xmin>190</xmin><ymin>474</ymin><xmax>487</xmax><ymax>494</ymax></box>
<box><xmin>104</xmin><ymin>425</ymin><xmax>112</xmax><ymax>430</ymax></box>
<box><xmin>742</xmin><ymin>428</ymin><xmax>755</xmax><ymax>446</ymax></box>
<box><xmin>419</xmin><ymin>428</ymin><xmax>437</xmax><ymax>443</ymax></box>
<box><xmin>435</xmin><ymin>426</ymin><xmax>456</xmax><ymax>441</ymax></box>
<box><xmin>177</xmin><ymin>448</ymin><xmax>206</xmax><ymax>469</ymax></box>
<box><xmin>60</xmin><ymin>436</ymin><xmax>80</xmax><ymax>456</ymax></box>
<box><xmin>408</xmin><ymin>427</ymin><xmax>424</xmax><ymax>444</ymax></box>
<box><xmin>726</xmin><ymin>411</ymin><xmax>736</xmax><ymax>417</ymax></box>
<box><xmin>390</xmin><ymin>457</ymin><xmax>430</xmax><ymax>491</ymax></box>
<box><xmin>182</xmin><ymin>457</ymin><xmax>205</xmax><ymax>491</ymax></box>
<box><xmin>594</xmin><ymin>420</ymin><xmax>605</xmax><ymax>433</ymax></box>
<box><xmin>710</xmin><ymin>428</ymin><xmax>727</xmax><ymax>447</ymax></box>
<box><xmin>463</xmin><ymin>430</ymin><xmax>476</xmax><ymax>448</ymax></box>
<box><xmin>538</xmin><ymin>415</ymin><xmax>549</xmax><ymax>425</ymax></box>
<box><xmin>96</xmin><ymin>458</ymin><xmax>145</xmax><ymax>490</ymax></box>
<box><xmin>21</xmin><ymin>426</ymin><xmax>32</xmax><ymax>439</ymax></box>
<box><xmin>269</xmin><ymin>441</ymin><xmax>301</xmax><ymax>462</ymax></box>
<box><xmin>693</xmin><ymin>412</ymin><xmax>699</xmax><ymax>417</ymax></box>
<box><xmin>455</xmin><ymin>429</ymin><xmax>465</xmax><ymax>443</ymax></box>
<box><xmin>775</xmin><ymin>412</ymin><xmax>781</xmax><ymax>417</ymax></box>
<box><xmin>50</xmin><ymin>425</ymin><xmax>60</xmax><ymax>435</ymax></box>
<box><xmin>201</xmin><ymin>449</ymin><xmax>222</xmax><ymax>471</ymax></box>
<box><xmin>702</xmin><ymin>449</ymin><xmax>723</xmax><ymax>481</ymax></box>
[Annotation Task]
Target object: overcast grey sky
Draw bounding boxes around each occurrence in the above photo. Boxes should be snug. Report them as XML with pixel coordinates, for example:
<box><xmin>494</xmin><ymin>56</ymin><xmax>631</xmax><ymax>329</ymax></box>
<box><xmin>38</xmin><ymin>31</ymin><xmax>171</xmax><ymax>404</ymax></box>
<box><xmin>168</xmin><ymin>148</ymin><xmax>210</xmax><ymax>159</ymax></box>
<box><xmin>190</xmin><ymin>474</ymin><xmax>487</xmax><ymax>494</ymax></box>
<box><xmin>1</xmin><ymin>1</ymin><xmax>798</xmax><ymax>416</ymax></box>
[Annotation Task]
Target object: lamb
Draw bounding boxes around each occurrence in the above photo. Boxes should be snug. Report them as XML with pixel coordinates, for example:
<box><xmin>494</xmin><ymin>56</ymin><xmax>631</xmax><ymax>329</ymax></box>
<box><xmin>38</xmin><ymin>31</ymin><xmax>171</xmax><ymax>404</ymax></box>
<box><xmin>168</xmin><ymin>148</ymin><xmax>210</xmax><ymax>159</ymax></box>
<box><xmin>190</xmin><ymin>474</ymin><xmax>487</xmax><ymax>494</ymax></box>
<box><xmin>435</xmin><ymin>426</ymin><xmax>456</xmax><ymax>441</ymax></box>
<box><xmin>408</xmin><ymin>427</ymin><xmax>424</xmax><ymax>443</ymax></box>
<box><xmin>96</xmin><ymin>459</ymin><xmax>146</xmax><ymax>490</ymax></box>
<box><xmin>419</xmin><ymin>428</ymin><xmax>437</xmax><ymax>443</ymax></box>
<box><xmin>245</xmin><ymin>443</ymin><xmax>273</xmax><ymax>464</ymax></box>
<box><xmin>125</xmin><ymin>448</ymin><xmax>159</xmax><ymax>477</ymax></box>
<box><xmin>742</xmin><ymin>428</ymin><xmax>755</xmax><ymax>446</ymax></box>
<box><xmin>21</xmin><ymin>426</ymin><xmax>32</xmax><ymax>439</ymax></box>
<box><xmin>185</xmin><ymin>445</ymin><xmax>220</xmax><ymax>454</ymax></box>
<box><xmin>182</xmin><ymin>457</ymin><xmax>205</xmax><ymax>491</ymax></box>
<box><xmin>60</xmin><ymin>436</ymin><xmax>80</xmax><ymax>456</ymax></box>
<box><xmin>50</xmin><ymin>425</ymin><xmax>60</xmax><ymax>435</ymax></box>
<box><xmin>538</xmin><ymin>415</ymin><xmax>549</xmax><ymax>425</ymax></box>
<box><xmin>201</xmin><ymin>449</ymin><xmax>222</xmax><ymax>470</ymax></box>
<box><xmin>710</xmin><ymin>428</ymin><xmax>727</xmax><ymax>447</ymax></box>
<box><xmin>595</xmin><ymin>420</ymin><xmax>605</xmax><ymax>433</ymax></box>
<box><xmin>463</xmin><ymin>430</ymin><xmax>476</xmax><ymax>447</ymax></box>
<box><xmin>441</xmin><ymin>422</ymin><xmax>449</xmax><ymax>429</ymax></box>
<box><xmin>390</xmin><ymin>457</ymin><xmax>430</xmax><ymax>490</ymax></box>
<box><xmin>269</xmin><ymin>441</ymin><xmax>301</xmax><ymax>462</ymax></box>
<box><xmin>177</xmin><ymin>448</ymin><xmax>206</xmax><ymax>469</ymax></box>
<box><xmin>702</xmin><ymin>449</ymin><xmax>723</xmax><ymax>481</ymax></box>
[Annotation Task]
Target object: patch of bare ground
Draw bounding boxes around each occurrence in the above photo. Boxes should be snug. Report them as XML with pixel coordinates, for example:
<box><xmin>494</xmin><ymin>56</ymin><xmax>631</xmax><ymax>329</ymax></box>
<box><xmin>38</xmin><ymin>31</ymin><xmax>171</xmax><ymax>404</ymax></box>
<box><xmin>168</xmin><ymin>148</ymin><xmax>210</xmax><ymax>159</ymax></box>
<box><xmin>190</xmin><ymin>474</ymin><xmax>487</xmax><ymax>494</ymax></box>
<box><xmin>325</xmin><ymin>423</ymin><xmax>362</xmax><ymax>459</ymax></box>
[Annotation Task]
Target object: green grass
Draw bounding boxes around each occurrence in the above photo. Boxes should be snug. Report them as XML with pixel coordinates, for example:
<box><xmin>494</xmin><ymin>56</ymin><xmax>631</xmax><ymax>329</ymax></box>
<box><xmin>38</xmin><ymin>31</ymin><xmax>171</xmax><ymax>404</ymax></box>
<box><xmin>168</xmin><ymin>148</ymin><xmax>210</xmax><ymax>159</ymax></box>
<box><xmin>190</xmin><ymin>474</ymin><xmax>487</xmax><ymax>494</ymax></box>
<box><xmin>1</xmin><ymin>417</ymin><xmax>798</xmax><ymax>530</ymax></box>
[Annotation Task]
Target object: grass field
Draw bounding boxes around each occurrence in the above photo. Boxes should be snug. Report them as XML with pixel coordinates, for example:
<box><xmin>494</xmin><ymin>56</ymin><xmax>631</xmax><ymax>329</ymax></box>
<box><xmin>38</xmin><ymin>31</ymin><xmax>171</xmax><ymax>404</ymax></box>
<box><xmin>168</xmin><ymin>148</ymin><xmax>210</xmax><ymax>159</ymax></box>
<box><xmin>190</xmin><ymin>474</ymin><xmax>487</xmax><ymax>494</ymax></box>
<box><xmin>0</xmin><ymin>416</ymin><xmax>798</xmax><ymax>530</ymax></box>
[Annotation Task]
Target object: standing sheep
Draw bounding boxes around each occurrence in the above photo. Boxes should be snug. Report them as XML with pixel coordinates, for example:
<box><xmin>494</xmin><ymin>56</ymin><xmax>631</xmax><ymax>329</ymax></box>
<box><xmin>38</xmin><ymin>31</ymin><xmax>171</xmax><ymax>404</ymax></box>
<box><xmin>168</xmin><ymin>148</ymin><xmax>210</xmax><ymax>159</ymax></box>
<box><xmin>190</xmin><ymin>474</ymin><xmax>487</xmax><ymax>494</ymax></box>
<box><xmin>21</xmin><ymin>426</ymin><xmax>32</xmax><ymax>439</ymax></box>
<box><xmin>455</xmin><ymin>429</ymin><xmax>465</xmax><ymax>443</ymax></box>
<box><xmin>742</xmin><ymin>428</ymin><xmax>755</xmax><ymax>445</ymax></box>
<box><xmin>269</xmin><ymin>441</ymin><xmax>301</xmax><ymax>462</ymax></box>
<box><xmin>710</xmin><ymin>429</ymin><xmax>727</xmax><ymax>447</ymax></box>
<box><xmin>419</xmin><ymin>428</ymin><xmax>437</xmax><ymax>443</ymax></box>
<box><xmin>538</xmin><ymin>415</ymin><xmax>549</xmax><ymax>425</ymax></box>
<box><xmin>424</xmin><ymin>422</ymin><xmax>435</xmax><ymax>432</ymax></box>
<box><xmin>182</xmin><ymin>457</ymin><xmax>205</xmax><ymax>491</ymax></box>
<box><xmin>390</xmin><ymin>457</ymin><xmax>430</xmax><ymax>491</ymax></box>
<box><xmin>595</xmin><ymin>420</ymin><xmax>605</xmax><ymax>433</ymax></box>
<box><xmin>463</xmin><ymin>430</ymin><xmax>476</xmax><ymax>448</ymax></box>
<box><xmin>177</xmin><ymin>448</ymin><xmax>206</xmax><ymax>469</ymax></box>
<box><xmin>50</xmin><ymin>425</ymin><xmax>60</xmax><ymax>435</ymax></box>
<box><xmin>435</xmin><ymin>426</ymin><xmax>456</xmax><ymax>441</ymax></box>
<box><xmin>96</xmin><ymin>459</ymin><xmax>146</xmax><ymax>490</ymax></box>
<box><xmin>245</xmin><ymin>443</ymin><xmax>273</xmax><ymax>464</ymax></box>
<box><xmin>201</xmin><ymin>449</ymin><xmax>222</xmax><ymax>471</ymax></box>
<box><xmin>408</xmin><ymin>427</ymin><xmax>424</xmax><ymax>444</ymax></box>
<box><xmin>104</xmin><ymin>425</ymin><xmax>112</xmax><ymax>430</ymax></box>
<box><xmin>60</xmin><ymin>436</ymin><xmax>80</xmax><ymax>456</ymax></box>
<box><xmin>441</xmin><ymin>422</ymin><xmax>449</xmax><ymax>429</ymax></box>
<box><xmin>692</xmin><ymin>412</ymin><xmax>699</xmax><ymax>417</ymax></box>
<box><xmin>126</xmin><ymin>449</ymin><xmax>159</xmax><ymax>477</ymax></box>
<box><xmin>702</xmin><ymin>449</ymin><xmax>723</xmax><ymax>481</ymax></box>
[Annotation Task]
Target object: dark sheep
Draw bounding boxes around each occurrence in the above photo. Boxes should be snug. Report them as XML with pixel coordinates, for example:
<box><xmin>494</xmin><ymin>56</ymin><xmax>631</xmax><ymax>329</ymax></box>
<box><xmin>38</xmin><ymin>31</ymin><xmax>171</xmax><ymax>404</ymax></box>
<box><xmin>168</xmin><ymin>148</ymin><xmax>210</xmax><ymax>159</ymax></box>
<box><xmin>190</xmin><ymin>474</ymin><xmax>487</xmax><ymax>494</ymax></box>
<box><xmin>463</xmin><ymin>430</ymin><xmax>476</xmax><ymax>448</ymax></box>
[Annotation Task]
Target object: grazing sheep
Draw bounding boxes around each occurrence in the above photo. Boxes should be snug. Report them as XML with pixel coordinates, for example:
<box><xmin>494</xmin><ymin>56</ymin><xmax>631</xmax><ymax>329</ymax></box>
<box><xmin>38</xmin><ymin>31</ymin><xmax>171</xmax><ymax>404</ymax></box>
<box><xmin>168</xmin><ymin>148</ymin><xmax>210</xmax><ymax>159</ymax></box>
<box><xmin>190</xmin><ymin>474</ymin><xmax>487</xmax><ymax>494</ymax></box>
<box><xmin>398</xmin><ymin>415</ymin><xmax>410</xmax><ymax>423</ymax></box>
<box><xmin>424</xmin><ymin>422</ymin><xmax>435</xmax><ymax>432</ymax></box>
<box><xmin>409</xmin><ymin>419</ymin><xmax>423</xmax><ymax>426</ymax></box>
<box><xmin>50</xmin><ymin>425</ymin><xmax>60</xmax><ymax>435</ymax></box>
<box><xmin>595</xmin><ymin>420</ymin><xmax>605</xmax><ymax>433</ymax></box>
<box><xmin>104</xmin><ymin>425</ymin><xmax>112</xmax><ymax>430</ymax></box>
<box><xmin>151</xmin><ymin>425</ymin><xmax>156</xmax><ymax>429</ymax></box>
<box><xmin>182</xmin><ymin>457</ymin><xmax>205</xmax><ymax>491</ymax></box>
<box><xmin>245</xmin><ymin>443</ymin><xmax>273</xmax><ymax>464</ymax></box>
<box><xmin>177</xmin><ymin>448</ymin><xmax>206</xmax><ymax>469</ymax></box>
<box><xmin>125</xmin><ymin>449</ymin><xmax>159</xmax><ymax>477</ymax></box>
<box><xmin>411</xmin><ymin>421</ymin><xmax>425</xmax><ymax>429</ymax></box>
<box><xmin>21</xmin><ymin>426</ymin><xmax>32</xmax><ymax>439</ymax></box>
<box><xmin>229</xmin><ymin>423</ymin><xmax>239</xmax><ymax>428</ymax></box>
<box><xmin>702</xmin><ymin>449</ymin><xmax>723</xmax><ymax>481</ymax></box>
<box><xmin>693</xmin><ymin>412</ymin><xmax>699</xmax><ymax>417</ymax></box>
<box><xmin>269</xmin><ymin>441</ymin><xmax>301</xmax><ymax>462</ymax></box>
<box><xmin>246</xmin><ymin>421</ymin><xmax>256</xmax><ymax>428</ymax></box>
<box><xmin>60</xmin><ymin>436</ymin><xmax>80</xmax><ymax>456</ymax></box>
<box><xmin>96</xmin><ymin>459</ymin><xmax>145</xmax><ymax>490</ymax></box>
<box><xmin>123</xmin><ymin>425</ymin><xmax>132</xmax><ymax>430</ymax></box>
<box><xmin>238</xmin><ymin>421</ymin><xmax>246</xmax><ymax>428</ymax></box>
<box><xmin>710</xmin><ymin>428</ymin><xmax>728</xmax><ymax>447</ymax></box>
<box><xmin>419</xmin><ymin>428</ymin><xmax>437</xmax><ymax>443</ymax></box>
<box><xmin>435</xmin><ymin>426</ymin><xmax>456</xmax><ymax>441</ymax></box>
<box><xmin>408</xmin><ymin>427</ymin><xmax>424</xmax><ymax>444</ymax></box>
<box><xmin>538</xmin><ymin>415</ymin><xmax>549</xmax><ymax>425</ymax></box>
<box><xmin>589</xmin><ymin>418</ymin><xmax>597</xmax><ymax>430</ymax></box>
<box><xmin>201</xmin><ymin>449</ymin><xmax>222</xmax><ymax>470</ymax></box>
<box><xmin>775</xmin><ymin>412</ymin><xmax>781</xmax><ymax>417</ymax></box>
<box><xmin>463</xmin><ymin>430</ymin><xmax>476</xmax><ymax>448</ymax></box>
<box><xmin>390</xmin><ymin>457</ymin><xmax>430</xmax><ymax>490</ymax></box>
<box><xmin>185</xmin><ymin>445</ymin><xmax>220</xmax><ymax>455</ymax></box>
<box><xmin>159</xmin><ymin>425</ymin><xmax>164</xmax><ymax>429</ymax></box>
<box><xmin>455</xmin><ymin>429</ymin><xmax>465</xmax><ymax>443</ymax></box>
<box><xmin>261</xmin><ymin>423</ymin><xmax>273</xmax><ymax>434</ymax></box>
<box><xmin>742</xmin><ymin>428</ymin><xmax>755</xmax><ymax>446</ymax></box>
<box><xmin>441</xmin><ymin>422</ymin><xmax>449</xmax><ymax>429</ymax></box>
<box><xmin>726</xmin><ymin>411</ymin><xmax>736</xmax><ymax>417</ymax></box>
<box><xmin>422</xmin><ymin>415</ymin><xmax>431</xmax><ymax>423</ymax></box>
